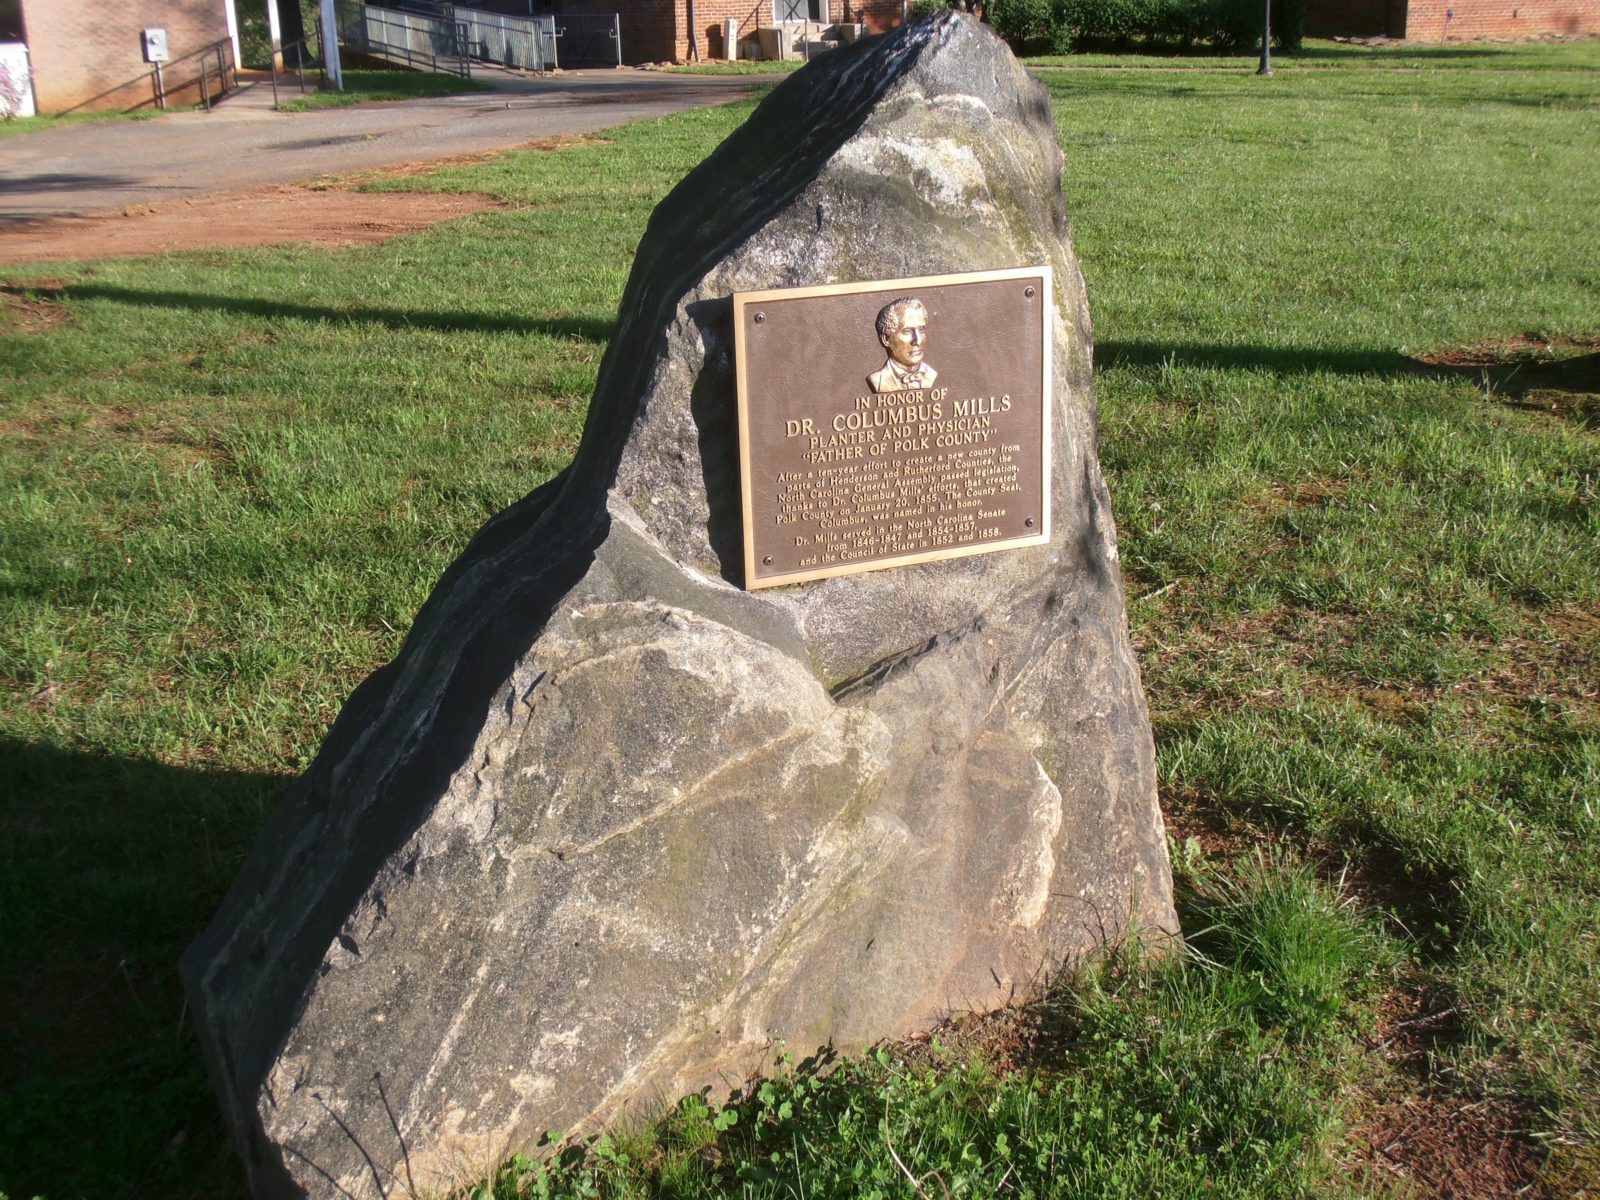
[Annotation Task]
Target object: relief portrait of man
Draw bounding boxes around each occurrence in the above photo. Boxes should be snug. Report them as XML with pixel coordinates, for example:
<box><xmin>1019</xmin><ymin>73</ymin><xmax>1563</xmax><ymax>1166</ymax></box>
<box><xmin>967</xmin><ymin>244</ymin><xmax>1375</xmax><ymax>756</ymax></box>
<box><xmin>867</xmin><ymin>297</ymin><xmax>939</xmax><ymax>393</ymax></box>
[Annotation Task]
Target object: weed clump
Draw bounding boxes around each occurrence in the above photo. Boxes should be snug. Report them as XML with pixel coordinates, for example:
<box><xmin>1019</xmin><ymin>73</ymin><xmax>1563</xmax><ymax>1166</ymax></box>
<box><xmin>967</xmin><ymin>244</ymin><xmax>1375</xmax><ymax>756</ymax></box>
<box><xmin>1184</xmin><ymin>849</ymin><xmax>1386</xmax><ymax>1039</ymax></box>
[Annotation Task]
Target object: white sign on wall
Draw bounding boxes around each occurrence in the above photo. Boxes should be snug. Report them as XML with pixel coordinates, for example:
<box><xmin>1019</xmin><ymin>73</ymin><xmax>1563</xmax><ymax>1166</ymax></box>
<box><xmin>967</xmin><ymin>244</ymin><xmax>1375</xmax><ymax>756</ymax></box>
<box><xmin>141</xmin><ymin>27</ymin><xmax>171</xmax><ymax>63</ymax></box>
<box><xmin>0</xmin><ymin>43</ymin><xmax>34</xmax><ymax>119</ymax></box>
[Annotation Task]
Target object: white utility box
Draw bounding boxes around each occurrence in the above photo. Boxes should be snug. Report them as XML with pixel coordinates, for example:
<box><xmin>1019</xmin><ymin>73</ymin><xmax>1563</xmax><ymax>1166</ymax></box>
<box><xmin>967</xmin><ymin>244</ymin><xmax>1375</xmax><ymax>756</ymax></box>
<box><xmin>141</xmin><ymin>28</ymin><xmax>169</xmax><ymax>63</ymax></box>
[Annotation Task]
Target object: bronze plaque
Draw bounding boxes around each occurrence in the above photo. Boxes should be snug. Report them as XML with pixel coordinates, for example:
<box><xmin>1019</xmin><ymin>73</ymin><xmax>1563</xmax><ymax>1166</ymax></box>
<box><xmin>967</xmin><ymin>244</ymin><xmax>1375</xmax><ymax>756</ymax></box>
<box><xmin>735</xmin><ymin>266</ymin><xmax>1052</xmax><ymax>590</ymax></box>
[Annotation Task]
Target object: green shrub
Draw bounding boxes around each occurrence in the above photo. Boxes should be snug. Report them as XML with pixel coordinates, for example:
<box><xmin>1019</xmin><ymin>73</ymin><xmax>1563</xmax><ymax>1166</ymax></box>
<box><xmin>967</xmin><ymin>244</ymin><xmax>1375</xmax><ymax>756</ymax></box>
<box><xmin>1210</xmin><ymin>0</ymin><xmax>1306</xmax><ymax>52</ymax></box>
<box><xmin>1056</xmin><ymin>0</ymin><xmax>1151</xmax><ymax>47</ymax></box>
<box><xmin>1273</xmin><ymin>0</ymin><xmax>1305</xmax><ymax>51</ymax></box>
<box><xmin>1207</xmin><ymin>0</ymin><xmax>1260</xmax><ymax>50</ymax></box>
<box><xmin>1054</xmin><ymin>0</ymin><xmax>1222</xmax><ymax>51</ymax></box>
<box><xmin>1151</xmin><ymin>0</ymin><xmax>1211</xmax><ymax>45</ymax></box>
<box><xmin>238</xmin><ymin>4</ymin><xmax>275</xmax><ymax>70</ymax></box>
<box><xmin>1048</xmin><ymin>0</ymin><xmax>1302</xmax><ymax>52</ymax></box>
<box><xmin>909</xmin><ymin>0</ymin><xmax>951</xmax><ymax>21</ymax></box>
<box><xmin>990</xmin><ymin>0</ymin><xmax>1058</xmax><ymax>50</ymax></box>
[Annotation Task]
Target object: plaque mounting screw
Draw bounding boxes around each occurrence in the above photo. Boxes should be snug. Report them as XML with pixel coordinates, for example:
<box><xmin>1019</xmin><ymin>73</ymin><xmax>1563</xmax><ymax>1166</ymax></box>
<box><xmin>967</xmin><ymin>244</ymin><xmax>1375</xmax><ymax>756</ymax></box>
<box><xmin>754</xmin><ymin>312</ymin><xmax>766</xmax><ymax>324</ymax></box>
<box><xmin>763</xmin><ymin>555</ymin><xmax>774</xmax><ymax>564</ymax></box>
<box><xmin>1025</xmin><ymin>517</ymin><xmax>1036</xmax><ymax>527</ymax></box>
<box><xmin>1024</xmin><ymin>286</ymin><xmax>1036</xmax><ymax>299</ymax></box>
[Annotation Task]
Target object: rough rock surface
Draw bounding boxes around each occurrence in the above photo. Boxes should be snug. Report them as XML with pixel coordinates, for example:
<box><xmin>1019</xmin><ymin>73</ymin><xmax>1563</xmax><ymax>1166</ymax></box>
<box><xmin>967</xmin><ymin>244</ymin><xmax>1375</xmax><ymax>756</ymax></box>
<box><xmin>182</xmin><ymin>14</ymin><xmax>1178</xmax><ymax>1199</ymax></box>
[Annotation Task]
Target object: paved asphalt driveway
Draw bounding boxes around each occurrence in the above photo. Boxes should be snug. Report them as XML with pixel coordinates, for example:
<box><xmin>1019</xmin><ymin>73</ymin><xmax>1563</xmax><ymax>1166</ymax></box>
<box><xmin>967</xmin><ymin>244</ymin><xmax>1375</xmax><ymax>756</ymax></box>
<box><xmin>0</xmin><ymin>67</ymin><xmax>780</xmax><ymax>224</ymax></box>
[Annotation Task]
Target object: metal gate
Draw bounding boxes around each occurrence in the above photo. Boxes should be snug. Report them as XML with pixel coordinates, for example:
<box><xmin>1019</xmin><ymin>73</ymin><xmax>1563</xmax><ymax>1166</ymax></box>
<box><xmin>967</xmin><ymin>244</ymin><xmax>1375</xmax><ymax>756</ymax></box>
<box><xmin>455</xmin><ymin>9</ymin><xmax>557</xmax><ymax>70</ymax></box>
<box><xmin>553</xmin><ymin>13</ymin><xmax>621</xmax><ymax>68</ymax></box>
<box><xmin>339</xmin><ymin>2</ymin><xmax>473</xmax><ymax>76</ymax></box>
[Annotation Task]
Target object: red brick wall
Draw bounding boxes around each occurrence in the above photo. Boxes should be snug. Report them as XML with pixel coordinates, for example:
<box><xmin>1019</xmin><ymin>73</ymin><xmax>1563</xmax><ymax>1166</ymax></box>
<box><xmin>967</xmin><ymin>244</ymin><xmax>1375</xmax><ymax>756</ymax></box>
<box><xmin>853</xmin><ymin>0</ymin><xmax>903</xmax><ymax>33</ymax></box>
<box><xmin>1402</xmin><ymin>0</ymin><xmax>1598</xmax><ymax>39</ymax></box>
<box><xmin>22</xmin><ymin>0</ymin><xmax>232</xmax><ymax>113</ymax></box>
<box><xmin>691</xmin><ymin>0</ymin><xmax>790</xmax><ymax>61</ymax></box>
<box><xmin>563</xmin><ymin>0</ymin><xmax>904</xmax><ymax>64</ymax></box>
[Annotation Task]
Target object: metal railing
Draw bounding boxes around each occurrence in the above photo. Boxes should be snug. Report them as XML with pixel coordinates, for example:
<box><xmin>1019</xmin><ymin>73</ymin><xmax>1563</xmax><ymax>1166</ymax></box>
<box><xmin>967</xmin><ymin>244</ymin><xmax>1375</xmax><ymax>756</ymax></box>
<box><xmin>551</xmin><ymin>12</ymin><xmax>621</xmax><ymax>68</ymax></box>
<box><xmin>152</xmin><ymin>37</ymin><xmax>238</xmax><ymax>110</ymax></box>
<box><xmin>454</xmin><ymin>9</ymin><xmax>557</xmax><ymax>72</ymax></box>
<box><xmin>327</xmin><ymin>1</ymin><xmax>623</xmax><ymax>75</ymax></box>
<box><xmin>268</xmin><ymin>35</ymin><xmax>327</xmax><ymax>108</ymax></box>
<box><xmin>339</xmin><ymin>2</ymin><xmax>473</xmax><ymax>76</ymax></box>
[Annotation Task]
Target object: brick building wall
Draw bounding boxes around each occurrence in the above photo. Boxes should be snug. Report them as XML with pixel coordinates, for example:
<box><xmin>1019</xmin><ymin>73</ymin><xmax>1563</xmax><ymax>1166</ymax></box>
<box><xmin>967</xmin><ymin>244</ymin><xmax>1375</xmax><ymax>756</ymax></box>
<box><xmin>690</xmin><ymin>0</ymin><xmax>902</xmax><ymax>58</ymax></box>
<box><xmin>560</xmin><ymin>0</ymin><xmax>902</xmax><ymax>63</ymax></box>
<box><xmin>854</xmin><ymin>0</ymin><xmax>906</xmax><ymax>33</ymax></box>
<box><xmin>21</xmin><ymin>0</ymin><xmax>232</xmax><ymax>113</ymax></box>
<box><xmin>691</xmin><ymin>0</ymin><xmax>785</xmax><ymax>60</ymax></box>
<box><xmin>1400</xmin><ymin>0</ymin><xmax>1598</xmax><ymax>39</ymax></box>
<box><xmin>1307</xmin><ymin>0</ymin><xmax>1598</xmax><ymax>37</ymax></box>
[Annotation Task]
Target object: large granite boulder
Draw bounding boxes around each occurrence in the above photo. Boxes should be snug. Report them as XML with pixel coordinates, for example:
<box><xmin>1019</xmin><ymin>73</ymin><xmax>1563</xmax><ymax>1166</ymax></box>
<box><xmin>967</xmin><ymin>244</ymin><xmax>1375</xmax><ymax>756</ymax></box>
<box><xmin>182</xmin><ymin>13</ymin><xmax>1177</xmax><ymax>1199</ymax></box>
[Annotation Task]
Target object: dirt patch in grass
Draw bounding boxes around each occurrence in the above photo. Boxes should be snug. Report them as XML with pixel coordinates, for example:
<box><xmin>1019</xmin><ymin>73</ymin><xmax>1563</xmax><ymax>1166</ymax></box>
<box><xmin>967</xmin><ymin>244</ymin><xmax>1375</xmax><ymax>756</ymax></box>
<box><xmin>1334</xmin><ymin>839</ymin><xmax>1465</xmax><ymax>954</ymax></box>
<box><xmin>1415</xmin><ymin>333</ymin><xmax>1598</xmax><ymax>373</ymax></box>
<box><xmin>897</xmin><ymin>979</ymin><xmax>1139</xmax><ymax>1082</ymax></box>
<box><xmin>335</xmin><ymin>133</ymin><xmax>609</xmax><ymax>184</ymax></box>
<box><xmin>1163</xmin><ymin>804</ymin><xmax>1253</xmax><ymax>859</ymax></box>
<box><xmin>1239</xmin><ymin>475</ymin><xmax>1350</xmax><ymax>515</ymax></box>
<box><xmin>0</xmin><ymin>184</ymin><xmax>509</xmax><ymax>265</ymax></box>
<box><xmin>1</xmin><ymin>281</ymin><xmax>72</xmax><ymax>333</ymax></box>
<box><xmin>1144</xmin><ymin>596</ymin><xmax>1600</xmax><ymax>724</ymax></box>
<box><xmin>1353</xmin><ymin>1092</ymin><xmax>1549</xmax><ymax>1199</ymax></box>
<box><xmin>1353</xmin><ymin>986</ymin><xmax>1546</xmax><ymax>1197</ymax></box>
<box><xmin>1369</xmin><ymin>981</ymin><xmax>1467</xmax><ymax>1067</ymax></box>
<box><xmin>80</xmin><ymin>405</ymin><xmax>229</xmax><ymax>472</ymax></box>
<box><xmin>1413</xmin><ymin>335</ymin><xmax>1600</xmax><ymax>433</ymax></box>
<box><xmin>1442</xmin><ymin>605</ymin><xmax>1600</xmax><ymax>711</ymax></box>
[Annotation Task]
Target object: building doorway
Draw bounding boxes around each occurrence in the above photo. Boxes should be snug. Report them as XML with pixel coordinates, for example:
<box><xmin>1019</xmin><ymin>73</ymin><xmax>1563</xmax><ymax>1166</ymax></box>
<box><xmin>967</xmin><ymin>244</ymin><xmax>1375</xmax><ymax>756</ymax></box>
<box><xmin>774</xmin><ymin>0</ymin><xmax>826</xmax><ymax>21</ymax></box>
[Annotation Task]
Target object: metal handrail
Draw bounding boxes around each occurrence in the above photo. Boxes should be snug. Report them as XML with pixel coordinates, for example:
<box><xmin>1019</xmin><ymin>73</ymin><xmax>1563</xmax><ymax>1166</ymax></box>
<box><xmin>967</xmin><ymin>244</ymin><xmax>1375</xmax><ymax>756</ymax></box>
<box><xmin>347</xmin><ymin>5</ymin><xmax>473</xmax><ymax>77</ymax></box>
<box><xmin>152</xmin><ymin>36</ymin><xmax>237</xmax><ymax>110</ymax></box>
<box><xmin>453</xmin><ymin>8</ymin><xmax>556</xmax><ymax>73</ymax></box>
<box><xmin>268</xmin><ymin>35</ymin><xmax>325</xmax><ymax>108</ymax></box>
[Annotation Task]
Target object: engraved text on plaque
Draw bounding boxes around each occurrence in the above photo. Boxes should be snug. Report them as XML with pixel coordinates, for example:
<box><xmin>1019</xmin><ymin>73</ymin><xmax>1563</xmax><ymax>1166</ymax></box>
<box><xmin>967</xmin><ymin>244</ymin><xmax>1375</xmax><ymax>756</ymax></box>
<box><xmin>735</xmin><ymin>267</ymin><xmax>1053</xmax><ymax>589</ymax></box>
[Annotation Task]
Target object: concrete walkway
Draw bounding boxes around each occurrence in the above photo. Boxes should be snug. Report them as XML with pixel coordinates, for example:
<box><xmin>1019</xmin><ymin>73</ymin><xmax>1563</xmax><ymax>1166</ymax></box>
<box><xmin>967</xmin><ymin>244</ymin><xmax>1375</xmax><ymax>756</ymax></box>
<box><xmin>0</xmin><ymin>67</ymin><xmax>783</xmax><ymax>224</ymax></box>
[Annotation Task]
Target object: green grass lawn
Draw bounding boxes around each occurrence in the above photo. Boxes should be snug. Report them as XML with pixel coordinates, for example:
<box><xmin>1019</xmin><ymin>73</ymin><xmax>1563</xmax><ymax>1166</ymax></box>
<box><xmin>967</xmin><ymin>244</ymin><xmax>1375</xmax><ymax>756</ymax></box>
<box><xmin>272</xmin><ymin>67</ymin><xmax>495</xmax><ymax>110</ymax></box>
<box><xmin>667</xmin><ymin>59</ymin><xmax>807</xmax><ymax>74</ymax></box>
<box><xmin>1025</xmin><ymin>33</ymin><xmax>1600</xmax><ymax>69</ymax></box>
<box><xmin>666</xmin><ymin>34</ymin><xmax>1600</xmax><ymax>73</ymax></box>
<box><xmin>0</xmin><ymin>109</ymin><xmax>169</xmax><ymax>142</ymax></box>
<box><xmin>2</xmin><ymin>40</ymin><xmax>1597</xmax><ymax>1200</ymax></box>
<box><xmin>0</xmin><ymin>67</ymin><xmax>489</xmax><ymax>140</ymax></box>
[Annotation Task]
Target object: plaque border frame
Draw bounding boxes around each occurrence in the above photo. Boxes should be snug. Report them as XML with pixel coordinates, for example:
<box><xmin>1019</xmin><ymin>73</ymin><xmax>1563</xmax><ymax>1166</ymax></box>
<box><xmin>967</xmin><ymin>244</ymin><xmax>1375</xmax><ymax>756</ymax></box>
<box><xmin>734</xmin><ymin>265</ymin><xmax>1054</xmax><ymax>590</ymax></box>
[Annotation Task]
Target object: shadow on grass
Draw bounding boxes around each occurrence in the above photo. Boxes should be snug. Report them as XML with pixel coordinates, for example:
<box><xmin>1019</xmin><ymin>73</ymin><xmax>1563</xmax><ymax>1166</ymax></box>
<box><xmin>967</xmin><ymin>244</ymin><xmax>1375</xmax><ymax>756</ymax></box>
<box><xmin>0</xmin><ymin>738</ymin><xmax>280</xmax><ymax>1200</ymax></box>
<box><xmin>1100</xmin><ymin>336</ymin><xmax>1599</xmax><ymax>416</ymax></box>
<box><xmin>1415</xmin><ymin>340</ymin><xmax>1600</xmax><ymax>430</ymax></box>
<box><xmin>1097</xmin><ymin>338</ymin><xmax>1414</xmax><ymax>377</ymax></box>
<box><xmin>1289</xmin><ymin>46</ymin><xmax>1523</xmax><ymax>63</ymax></box>
<box><xmin>22</xmin><ymin>282</ymin><xmax>617</xmax><ymax>343</ymax></box>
